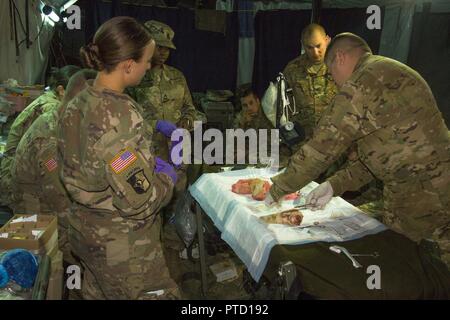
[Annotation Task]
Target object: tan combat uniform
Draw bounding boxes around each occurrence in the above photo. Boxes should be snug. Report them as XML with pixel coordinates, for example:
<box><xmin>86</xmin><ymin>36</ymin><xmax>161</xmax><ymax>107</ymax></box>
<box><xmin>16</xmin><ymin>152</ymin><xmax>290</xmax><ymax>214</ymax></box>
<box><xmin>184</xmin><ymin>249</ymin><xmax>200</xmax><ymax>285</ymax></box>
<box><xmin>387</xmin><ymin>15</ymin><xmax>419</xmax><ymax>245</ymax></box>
<box><xmin>283</xmin><ymin>54</ymin><xmax>337</xmax><ymax>138</ymax></box>
<box><xmin>232</xmin><ymin>108</ymin><xmax>284</xmax><ymax>166</ymax></box>
<box><xmin>11</xmin><ymin>109</ymin><xmax>72</xmax><ymax>260</ymax></box>
<box><xmin>128</xmin><ymin>64</ymin><xmax>197</xmax><ymax>160</ymax></box>
<box><xmin>271</xmin><ymin>53</ymin><xmax>450</xmax><ymax>266</ymax></box>
<box><xmin>57</xmin><ymin>84</ymin><xmax>179</xmax><ymax>299</ymax></box>
<box><xmin>128</xmin><ymin>65</ymin><xmax>195</xmax><ymax>250</ymax></box>
<box><xmin>0</xmin><ymin>91</ymin><xmax>60</xmax><ymax>206</ymax></box>
<box><xmin>234</xmin><ymin>108</ymin><xmax>274</xmax><ymax>130</ymax></box>
<box><xmin>127</xmin><ymin>20</ymin><xmax>201</xmax><ymax>252</ymax></box>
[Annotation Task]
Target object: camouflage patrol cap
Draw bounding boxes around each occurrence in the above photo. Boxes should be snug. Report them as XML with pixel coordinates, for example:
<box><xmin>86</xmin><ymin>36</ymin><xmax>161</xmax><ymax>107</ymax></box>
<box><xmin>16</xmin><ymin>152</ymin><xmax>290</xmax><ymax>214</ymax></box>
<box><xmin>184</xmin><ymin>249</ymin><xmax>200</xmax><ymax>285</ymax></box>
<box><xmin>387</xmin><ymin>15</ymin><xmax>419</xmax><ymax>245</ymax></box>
<box><xmin>143</xmin><ymin>20</ymin><xmax>176</xmax><ymax>50</ymax></box>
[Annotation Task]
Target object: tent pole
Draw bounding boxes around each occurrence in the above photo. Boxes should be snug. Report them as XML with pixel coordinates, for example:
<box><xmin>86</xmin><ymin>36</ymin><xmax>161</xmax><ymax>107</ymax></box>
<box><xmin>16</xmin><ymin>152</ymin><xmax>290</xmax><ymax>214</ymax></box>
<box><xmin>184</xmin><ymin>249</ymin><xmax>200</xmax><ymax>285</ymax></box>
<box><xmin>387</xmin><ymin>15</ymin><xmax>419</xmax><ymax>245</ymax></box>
<box><xmin>311</xmin><ymin>0</ymin><xmax>322</xmax><ymax>24</ymax></box>
<box><xmin>25</xmin><ymin>0</ymin><xmax>30</xmax><ymax>48</ymax></box>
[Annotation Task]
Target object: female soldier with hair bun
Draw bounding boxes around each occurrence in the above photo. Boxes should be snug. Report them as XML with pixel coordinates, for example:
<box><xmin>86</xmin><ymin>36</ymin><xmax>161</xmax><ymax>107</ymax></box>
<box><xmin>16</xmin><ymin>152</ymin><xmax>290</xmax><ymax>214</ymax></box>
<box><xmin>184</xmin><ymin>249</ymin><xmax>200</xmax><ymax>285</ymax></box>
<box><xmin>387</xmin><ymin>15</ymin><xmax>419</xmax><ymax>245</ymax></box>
<box><xmin>57</xmin><ymin>16</ymin><xmax>180</xmax><ymax>300</ymax></box>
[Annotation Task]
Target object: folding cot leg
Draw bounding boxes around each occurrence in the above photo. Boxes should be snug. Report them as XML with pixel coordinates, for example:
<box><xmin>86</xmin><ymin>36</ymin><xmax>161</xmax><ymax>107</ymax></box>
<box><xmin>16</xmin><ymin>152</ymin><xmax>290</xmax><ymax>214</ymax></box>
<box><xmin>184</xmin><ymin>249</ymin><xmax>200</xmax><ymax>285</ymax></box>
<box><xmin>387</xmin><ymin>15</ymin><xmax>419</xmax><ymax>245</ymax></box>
<box><xmin>195</xmin><ymin>201</ymin><xmax>208</xmax><ymax>298</ymax></box>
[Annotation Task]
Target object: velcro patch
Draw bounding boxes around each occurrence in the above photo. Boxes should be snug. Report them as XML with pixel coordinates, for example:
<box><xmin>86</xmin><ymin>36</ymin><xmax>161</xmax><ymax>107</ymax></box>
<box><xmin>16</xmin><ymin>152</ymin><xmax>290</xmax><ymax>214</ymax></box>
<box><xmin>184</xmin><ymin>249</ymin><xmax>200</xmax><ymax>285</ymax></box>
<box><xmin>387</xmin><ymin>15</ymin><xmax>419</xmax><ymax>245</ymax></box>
<box><xmin>126</xmin><ymin>169</ymin><xmax>150</xmax><ymax>194</ymax></box>
<box><xmin>110</xmin><ymin>150</ymin><xmax>137</xmax><ymax>174</ymax></box>
<box><xmin>44</xmin><ymin>158</ymin><xmax>58</xmax><ymax>172</ymax></box>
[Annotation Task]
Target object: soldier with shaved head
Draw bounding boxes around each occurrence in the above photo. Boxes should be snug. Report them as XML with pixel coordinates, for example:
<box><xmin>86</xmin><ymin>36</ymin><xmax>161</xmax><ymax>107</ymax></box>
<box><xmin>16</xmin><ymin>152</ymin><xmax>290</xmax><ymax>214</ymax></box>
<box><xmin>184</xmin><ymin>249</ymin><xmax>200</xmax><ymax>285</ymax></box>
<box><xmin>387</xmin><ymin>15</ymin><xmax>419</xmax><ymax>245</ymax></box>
<box><xmin>269</xmin><ymin>32</ymin><xmax>450</xmax><ymax>269</ymax></box>
<box><xmin>283</xmin><ymin>23</ymin><xmax>338</xmax><ymax>139</ymax></box>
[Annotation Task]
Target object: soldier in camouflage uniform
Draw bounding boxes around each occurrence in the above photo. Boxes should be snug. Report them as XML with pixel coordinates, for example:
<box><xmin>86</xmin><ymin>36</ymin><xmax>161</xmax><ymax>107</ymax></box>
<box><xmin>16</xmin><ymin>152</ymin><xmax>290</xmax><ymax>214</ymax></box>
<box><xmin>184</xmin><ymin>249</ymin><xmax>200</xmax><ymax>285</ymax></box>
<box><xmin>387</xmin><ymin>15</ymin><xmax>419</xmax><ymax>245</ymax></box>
<box><xmin>127</xmin><ymin>20</ymin><xmax>198</xmax><ymax>159</ymax></box>
<box><xmin>232</xmin><ymin>86</ymin><xmax>293</xmax><ymax>167</ymax></box>
<box><xmin>284</xmin><ymin>24</ymin><xmax>382</xmax><ymax>211</ymax></box>
<box><xmin>11</xmin><ymin>110</ymin><xmax>71</xmax><ymax>256</ymax></box>
<box><xmin>269</xmin><ymin>33</ymin><xmax>450</xmax><ymax>268</ymax></box>
<box><xmin>58</xmin><ymin>16</ymin><xmax>180</xmax><ymax>299</ymax></box>
<box><xmin>0</xmin><ymin>65</ymin><xmax>80</xmax><ymax>206</ymax></box>
<box><xmin>283</xmin><ymin>24</ymin><xmax>337</xmax><ymax>139</ymax></box>
<box><xmin>127</xmin><ymin>20</ymin><xmax>200</xmax><ymax>251</ymax></box>
<box><xmin>234</xmin><ymin>86</ymin><xmax>273</xmax><ymax>130</ymax></box>
<box><xmin>10</xmin><ymin>70</ymin><xmax>96</xmax><ymax>265</ymax></box>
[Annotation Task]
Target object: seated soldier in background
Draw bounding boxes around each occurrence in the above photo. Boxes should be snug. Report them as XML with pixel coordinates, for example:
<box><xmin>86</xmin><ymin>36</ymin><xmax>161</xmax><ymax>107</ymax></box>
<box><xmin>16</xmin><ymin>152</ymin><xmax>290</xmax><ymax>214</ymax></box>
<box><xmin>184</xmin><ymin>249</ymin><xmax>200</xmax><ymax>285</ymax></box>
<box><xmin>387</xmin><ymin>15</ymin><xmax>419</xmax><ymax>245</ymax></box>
<box><xmin>234</xmin><ymin>85</ymin><xmax>273</xmax><ymax>130</ymax></box>
<box><xmin>234</xmin><ymin>85</ymin><xmax>292</xmax><ymax>167</ymax></box>
<box><xmin>10</xmin><ymin>69</ymin><xmax>97</xmax><ymax>266</ymax></box>
<box><xmin>0</xmin><ymin>65</ymin><xmax>80</xmax><ymax>207</ymax></box>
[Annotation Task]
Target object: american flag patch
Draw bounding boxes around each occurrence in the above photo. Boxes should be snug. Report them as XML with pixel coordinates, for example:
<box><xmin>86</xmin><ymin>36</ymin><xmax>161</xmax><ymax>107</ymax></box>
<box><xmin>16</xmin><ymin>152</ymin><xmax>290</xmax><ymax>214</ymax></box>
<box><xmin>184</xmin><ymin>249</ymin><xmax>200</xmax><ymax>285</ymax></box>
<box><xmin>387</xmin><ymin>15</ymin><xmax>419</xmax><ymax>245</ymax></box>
<box><xmin>45</xmin><ymin>158</ymin><xmax>58</xmax><ymax>172</ymax></box>
<box><xmin>110</xmin><ymin>150</ymin><xmax>137</xmax><ymax>174</ymax></box>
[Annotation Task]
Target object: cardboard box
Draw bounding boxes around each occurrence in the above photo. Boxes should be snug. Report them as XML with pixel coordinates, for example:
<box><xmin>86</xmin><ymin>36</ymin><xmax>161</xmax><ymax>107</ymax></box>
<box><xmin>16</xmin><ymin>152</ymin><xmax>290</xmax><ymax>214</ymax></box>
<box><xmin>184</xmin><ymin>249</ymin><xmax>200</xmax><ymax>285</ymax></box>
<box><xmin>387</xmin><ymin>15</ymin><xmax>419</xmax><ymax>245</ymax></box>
<box><xmin>0</xmin><ymin>214</ymin><xmax>58</xmax><ymax>256</ymax></box>
<box><xmin>209</xmin><ymin>260</ymin><xmax>238</xmax><ymax>283</ymax></box>
<box><xmin>46</xmin><ymin>250</ymin><xmax>64</xmax><ymax>300</ymax></box>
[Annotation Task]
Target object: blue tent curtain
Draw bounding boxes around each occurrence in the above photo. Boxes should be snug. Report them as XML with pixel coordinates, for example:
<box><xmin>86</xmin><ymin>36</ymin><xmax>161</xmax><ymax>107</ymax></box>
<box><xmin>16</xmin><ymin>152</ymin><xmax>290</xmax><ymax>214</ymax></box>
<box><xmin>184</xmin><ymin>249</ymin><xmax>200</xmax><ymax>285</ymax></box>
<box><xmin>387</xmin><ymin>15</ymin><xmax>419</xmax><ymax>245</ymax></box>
<box><xmin>83</xmin><ymin>0</ymin><xmax>239</xmax><ymax>92</ymax></box>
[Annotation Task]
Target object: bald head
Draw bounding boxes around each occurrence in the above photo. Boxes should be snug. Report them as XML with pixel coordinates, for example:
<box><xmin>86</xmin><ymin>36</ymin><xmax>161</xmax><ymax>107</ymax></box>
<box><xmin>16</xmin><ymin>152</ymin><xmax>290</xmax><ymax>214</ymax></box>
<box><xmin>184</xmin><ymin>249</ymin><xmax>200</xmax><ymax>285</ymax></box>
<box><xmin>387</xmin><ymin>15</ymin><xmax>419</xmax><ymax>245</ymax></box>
<box><xmin>301</xmin><ymin>23</ymin><xmax>326</xmax><ymax>43</ymax></box>
<box><xmin>325</xmin><ymin>32</ymin><xmax>372</xmax><ymax>65</ymax></box>
<box><xmin>301</xmin><ymin>24</ymin><xmax>330</xmax><ymax>64</ymax></box>
<box><xmin>324</xmin><ymin>33</ymin><xmax>372</xmax><ymax>87</ymax></box>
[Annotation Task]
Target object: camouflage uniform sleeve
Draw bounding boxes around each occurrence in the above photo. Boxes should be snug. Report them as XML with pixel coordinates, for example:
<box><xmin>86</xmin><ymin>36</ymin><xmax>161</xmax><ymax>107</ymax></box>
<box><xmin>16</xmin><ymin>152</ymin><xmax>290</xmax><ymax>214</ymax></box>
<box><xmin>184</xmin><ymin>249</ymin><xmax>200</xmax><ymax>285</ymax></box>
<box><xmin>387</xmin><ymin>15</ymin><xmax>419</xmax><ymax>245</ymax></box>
<box><xmin>180</xmin><ymin>74</ymin><xmax>197</xmax><ymax>125</ymax></box>
<box><xmin>125</xmin><ymin>87</ymin><xmax>157</xmax><ymax>136</ymax></box>
<box><xmin>35</xmin><ymin>138</ymin><xmax>70</xmax><ymax>210</ymax></box>
<box><xmin>5</xmin><ymin>113</ymin><xmax>35</xmax><ymax>156</ymax></box>
<box><xmin>0</xmin><ymin>153</ymin><xmax>14</xmax><ymax>205</ymax></box>
<box><xmin>270</xmin><ymin>79</ymin><xmax>379</xmax><ymax>201</ymax></box>
<box><xmin>0</xmin><ymin>155</ymin><xmax>13</xmax><ymax>184</ymax></box>
<box><xmin>0</xmin><ymin>106</ymin><xmax>47</xmax><ymax>203</ymax></box>
<box><xmin>4</xmin><ymin>100</ymin><xmax>59</xmax><ymax>155</ymax></box>
<box><xmin>234</xmin><ymin>111</ymin><xmax>246</xmax><ymax>129</ymax></box>
<box><xmin>283</xmin><ymin>64</ymin><xmax>294</xmax><ymax>91</ymax></box>
<box><xmin>326</xmin><ymin>160</ymin><xmax>375</xmax><ymax>196</ymax></box>
<box><xmin>233</xmin><ymin>112</ymin><xmax>242</xmax><ymax>129</ymax></box>
<box><xmin>94</xmin><ymin>105</ymin><xmax>174</xmax><ymax>218</ymax></box>
<box><xmin>141</xmin><ymin>110</ymin><xmax>158</xmax><ymax>135</ymax></box>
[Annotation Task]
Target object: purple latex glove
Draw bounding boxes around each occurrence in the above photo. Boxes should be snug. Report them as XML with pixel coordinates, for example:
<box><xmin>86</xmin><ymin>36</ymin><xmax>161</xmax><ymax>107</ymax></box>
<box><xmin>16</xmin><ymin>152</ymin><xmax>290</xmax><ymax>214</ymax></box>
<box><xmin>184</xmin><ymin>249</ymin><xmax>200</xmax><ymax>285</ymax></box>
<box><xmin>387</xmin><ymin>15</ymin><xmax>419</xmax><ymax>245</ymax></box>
<box><xmin>154</xmin><ymin>157</ymin><xmax>178</xmax><ymax>184</ymax></box>
<box><xmin>155</xmin><ymin>120</ymin><xmax>177</xmax><ymax>138</ymax></box>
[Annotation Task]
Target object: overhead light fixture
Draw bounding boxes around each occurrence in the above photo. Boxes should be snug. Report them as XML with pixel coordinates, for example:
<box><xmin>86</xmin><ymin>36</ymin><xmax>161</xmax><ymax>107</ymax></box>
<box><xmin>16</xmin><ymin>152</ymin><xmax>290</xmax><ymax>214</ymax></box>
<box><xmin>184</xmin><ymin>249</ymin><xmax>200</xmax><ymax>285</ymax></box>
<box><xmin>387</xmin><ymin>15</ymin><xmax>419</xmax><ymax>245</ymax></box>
<box><xmin>41</xmin><ymin>14</ymin><xmax>55</xmax><ymax>27</ymax></box>
<box><xmin>48</xmin><ymin>11</ymin><xmax>60</xmax><ymax>23</ymax></box>
<box><xmin>41</xmin><ymin>4</ymin><xmax>60</xmax><ymax>23</ymax></box>
<box><xmin>60</xmin><ymin>0</ymin><xmax>78</xmax><ymax>12</ymax></box>
<box><xmin>42</xmin><ymin>4</ymin><xmax>52</xmax><ymax>15</ymax></box>
<box><xmin>40</xmin><ymin>0</ymin><xmax>79</xmax><ymax>13</ymax></box>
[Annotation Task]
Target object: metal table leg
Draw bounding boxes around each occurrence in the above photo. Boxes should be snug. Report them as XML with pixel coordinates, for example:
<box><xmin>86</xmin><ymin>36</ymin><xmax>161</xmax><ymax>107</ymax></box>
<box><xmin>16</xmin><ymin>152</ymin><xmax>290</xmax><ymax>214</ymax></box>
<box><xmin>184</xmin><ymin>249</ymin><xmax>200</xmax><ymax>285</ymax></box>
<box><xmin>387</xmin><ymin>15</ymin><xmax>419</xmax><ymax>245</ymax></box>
<box><xmin>196</xmin><ymin>201</ymin><xmax>208</xmax><ymax>298</ymax></box>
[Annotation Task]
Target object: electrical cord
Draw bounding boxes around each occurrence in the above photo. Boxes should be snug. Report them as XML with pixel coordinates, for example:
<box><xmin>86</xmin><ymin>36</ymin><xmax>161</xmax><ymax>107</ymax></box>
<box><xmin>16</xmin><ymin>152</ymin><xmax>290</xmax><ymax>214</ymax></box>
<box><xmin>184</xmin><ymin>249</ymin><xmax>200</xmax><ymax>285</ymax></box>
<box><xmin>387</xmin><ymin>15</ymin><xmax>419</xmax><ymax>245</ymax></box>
<box><xmin>17</xmin><ymin>16</ymin><xmax>46</xmax><ymax>48</ymax></box>
<box><xmin>10</xmin><ymin>0</ymin><xmax>51</xmax><ymax>51</ymax></box>
<box><xmin>11</xmin><ymin>0</ymin><xmax>26</xmax><ymax>36</ymax></box>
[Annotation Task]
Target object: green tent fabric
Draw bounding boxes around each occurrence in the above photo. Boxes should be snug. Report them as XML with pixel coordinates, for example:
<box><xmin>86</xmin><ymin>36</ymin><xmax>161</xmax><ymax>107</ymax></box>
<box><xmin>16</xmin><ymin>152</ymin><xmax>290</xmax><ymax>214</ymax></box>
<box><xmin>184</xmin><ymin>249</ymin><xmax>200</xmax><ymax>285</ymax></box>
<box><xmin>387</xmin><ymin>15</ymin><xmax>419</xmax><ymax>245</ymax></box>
<box><xmin>264</xmin><ymin>230</ymin><xmax>450</xmax><ymax>299</ymax></box>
